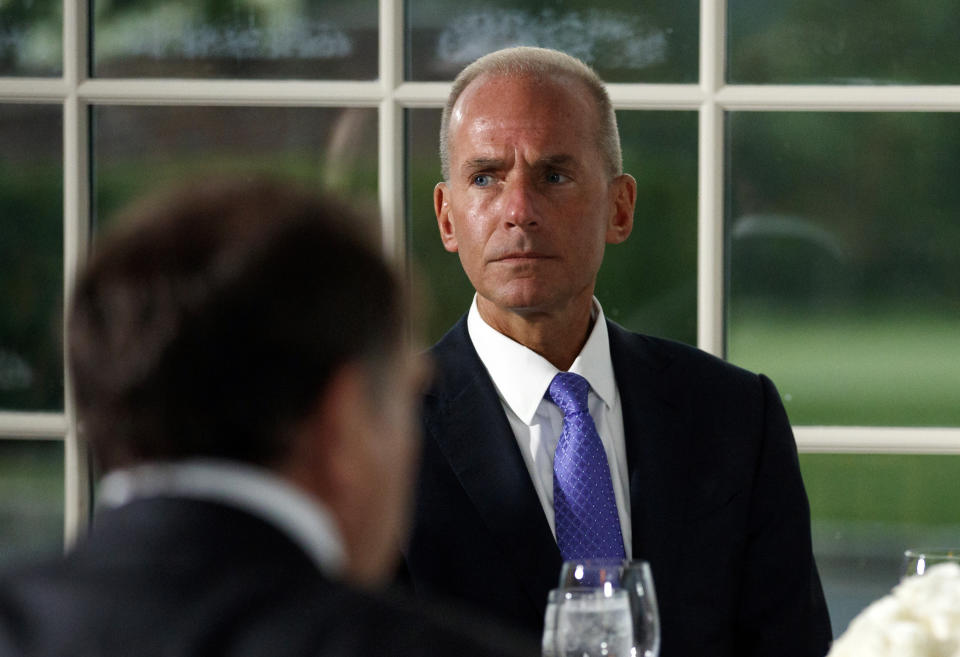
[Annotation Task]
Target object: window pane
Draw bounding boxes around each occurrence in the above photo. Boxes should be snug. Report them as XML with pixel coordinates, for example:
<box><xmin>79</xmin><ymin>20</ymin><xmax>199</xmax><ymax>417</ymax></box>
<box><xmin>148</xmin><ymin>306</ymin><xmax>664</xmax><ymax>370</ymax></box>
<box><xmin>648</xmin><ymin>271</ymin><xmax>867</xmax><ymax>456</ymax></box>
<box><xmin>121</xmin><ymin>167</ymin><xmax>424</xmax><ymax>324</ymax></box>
<box><xmin>93</xmin><ymin>106</ymin><xmax>378</xmax><ymax>234</ymax></box>
<box><xmin>800</xmin><ymin>453</ymin><xmax>960</xmax><ymax>636</ymax></box>
<box><xmin>0</xmin><ymin>440</ymin><xmax>64</xmax><ymax>566</ymax></box>
<box><xmin>728</xmin><ymin>0</ymin><xmax>960</xmax><ymax>84</ymax></box>
<box><xmin>726</xmin><ymin>112</ymin><xmax>960</xmax><ymax>427</ymax></box>
<box><xmin>0</xmin><ymin>0</ymin><xmax>62</xmax><ymax>76</ymax></box>
<box><xmin>406</xmin><ymin>109</ymin><xmax>697</xmax><ymax>346</ymax></box>
<box><xmin>597</xmin><ymin>111</ymin><xmax>697</xmax><ymax>345</ymax></box>
<box><xmin>0</xmin><ymin>104</ymin><xmax>63</xmax><ymax>412</ymax></box>
<box><xmin>406</xmin><ymin>108</ymin><xmax>472</xmax><ymax>343</ymax></box>
<box><xmin>406</xmin><ymin>0</ymin><xmax>698</xmax><ymax>83</ymax></box>
<box><xmin>92</xmin><ymin>0</ymin><xmax>377</xmax><ymax>79</ymax></box>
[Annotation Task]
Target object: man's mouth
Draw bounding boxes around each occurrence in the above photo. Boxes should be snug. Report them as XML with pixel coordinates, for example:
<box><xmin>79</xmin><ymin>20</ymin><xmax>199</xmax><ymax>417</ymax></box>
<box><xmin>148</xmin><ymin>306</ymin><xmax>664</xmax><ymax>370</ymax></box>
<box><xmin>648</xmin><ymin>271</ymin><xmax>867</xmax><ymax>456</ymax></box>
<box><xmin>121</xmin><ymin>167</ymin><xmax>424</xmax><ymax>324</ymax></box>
<box><xmin>493</xmin><ymin>251</ymin><xmax>552</xmax><ymax>262</ymax></box>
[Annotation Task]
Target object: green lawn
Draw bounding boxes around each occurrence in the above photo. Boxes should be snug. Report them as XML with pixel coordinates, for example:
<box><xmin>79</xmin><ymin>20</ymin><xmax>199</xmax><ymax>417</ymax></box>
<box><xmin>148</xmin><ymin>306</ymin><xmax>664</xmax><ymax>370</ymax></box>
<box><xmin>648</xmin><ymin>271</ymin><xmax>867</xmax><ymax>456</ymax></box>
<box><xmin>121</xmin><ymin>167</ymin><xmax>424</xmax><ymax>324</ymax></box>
<box><xmin>728</xmin><ymin>309</ymin><xmax>960</xmax><ymax>426</ymax></box>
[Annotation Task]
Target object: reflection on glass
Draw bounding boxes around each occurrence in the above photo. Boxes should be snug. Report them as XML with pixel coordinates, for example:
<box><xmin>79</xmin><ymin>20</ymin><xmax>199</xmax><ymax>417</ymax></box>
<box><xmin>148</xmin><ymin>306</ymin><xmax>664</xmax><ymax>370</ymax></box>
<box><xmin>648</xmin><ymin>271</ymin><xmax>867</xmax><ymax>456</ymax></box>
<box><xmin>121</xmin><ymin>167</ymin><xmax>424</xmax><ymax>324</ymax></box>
<box><xmin>405</xmin><ymin>109</ymin><xmax>696</xmax><ymax>346</ymax></box>
<box><xmin>728</xmin><ymin>0</ymin><xmax>960</xmax><ymax>84</ymax></box>
<box><xmin>0</xmin><ymin>440</ymin><xmax>64</xmax><ymax>566</ymax></box>
<box><xmin>902</xmin><ymin>548</ymin><xmax>960</xmax><ymax>578</ymax></box>
<box><xmin>726</xmin><ymin>112</ymin><xmax>960</xmax><ymax>427</ymax></box>
<box><xmin>800</xmin><ymin>454</ymin><xmax>960</xmax><ymax>637</ymax></box>
<box><xmin>0</xmin><ymin>0</ymin><xmax>62</xmax><ymax>76</ymax></box>
<box><xmin>92</xmin><ymin>0</ymin><xmax>377</xmax><ymax>79</ymax></box>
<box><xmin>406</xmin><ymin>0</ymin><xmax>698</xmax><ymax>82</ymax></box>
<box><xmin>0</xmin><ymin>104</ymin><xmax>63</xmax><ymax>412</ymax></box>
<box><xmin>93</xmin><ymin>106</ymin><xmax>378</xmax><ymax>234</ymax></box>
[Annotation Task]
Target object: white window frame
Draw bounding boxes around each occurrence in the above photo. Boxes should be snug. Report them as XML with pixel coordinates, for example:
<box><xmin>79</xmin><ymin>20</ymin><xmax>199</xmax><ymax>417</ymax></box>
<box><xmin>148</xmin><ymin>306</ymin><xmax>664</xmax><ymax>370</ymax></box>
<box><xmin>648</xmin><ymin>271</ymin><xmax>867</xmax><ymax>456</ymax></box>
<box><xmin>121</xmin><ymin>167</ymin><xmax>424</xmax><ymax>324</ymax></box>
<box><xmin>1</xmin><ymin>0</ymin><xmax>959</xmax><ymax>546</ymax></box>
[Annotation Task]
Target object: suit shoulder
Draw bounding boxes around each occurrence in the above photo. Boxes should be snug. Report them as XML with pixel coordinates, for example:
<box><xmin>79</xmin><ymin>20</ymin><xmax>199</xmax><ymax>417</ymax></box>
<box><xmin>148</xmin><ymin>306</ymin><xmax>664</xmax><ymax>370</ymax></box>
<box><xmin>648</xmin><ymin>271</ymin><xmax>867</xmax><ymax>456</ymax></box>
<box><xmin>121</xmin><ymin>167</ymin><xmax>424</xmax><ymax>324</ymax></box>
<box><xmin>608</xmin><ymin>322</ymin><xmax>760</xmax><ymax>386</ymax></box>
<box><xmin>422</xmin><ymin>314</ymin><xmax>493</xmax><ymax>406</ymax></box>
<box><xmin>426</xmin><ymin>314</ymin><xmax>471</xmax><ymax>363</ymax></box>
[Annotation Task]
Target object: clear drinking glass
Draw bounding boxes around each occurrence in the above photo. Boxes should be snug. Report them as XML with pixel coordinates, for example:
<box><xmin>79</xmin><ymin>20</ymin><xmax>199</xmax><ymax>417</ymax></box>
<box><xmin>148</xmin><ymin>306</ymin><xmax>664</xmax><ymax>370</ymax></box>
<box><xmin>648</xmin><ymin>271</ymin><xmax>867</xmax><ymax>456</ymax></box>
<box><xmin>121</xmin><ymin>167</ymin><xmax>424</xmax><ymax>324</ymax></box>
<box><xmin>559</xmin><ymin>558</ymin><xmax>628</xmax><ymax>589</ymax></box>
<box><xmin>553</xmin><ymin>559</ymin><xmax>661</xmax><ymax>657</ymax></box>
<box><xmin>542</xmin><ymin>589</ymin><xmax>559</xmax><ymax>657</ymax></box>
<box><xmin>554</xmin><ymin>588</ymin><xmax>633</xmax><ymax>657</ymax></box>
<box><xmin>621</xmin><ymin>561</ymin><xmax>661</xmax><ymax>657</ymax></box>
<box><xmin>902</xmin><ymin>548</ymin><xmax>960</xmax><ymax>578</ymax></box>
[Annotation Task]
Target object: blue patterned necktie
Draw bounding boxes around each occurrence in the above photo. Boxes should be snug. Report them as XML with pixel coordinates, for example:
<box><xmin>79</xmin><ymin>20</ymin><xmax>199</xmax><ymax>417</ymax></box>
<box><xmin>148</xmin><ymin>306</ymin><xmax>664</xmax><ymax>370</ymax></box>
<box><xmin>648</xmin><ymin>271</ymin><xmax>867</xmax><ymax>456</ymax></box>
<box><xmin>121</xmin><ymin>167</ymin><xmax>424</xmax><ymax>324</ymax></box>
<box><xmin>549</xmin><ymin>371</ymin><xmax>626</xmax><ymax>560</ymax></box>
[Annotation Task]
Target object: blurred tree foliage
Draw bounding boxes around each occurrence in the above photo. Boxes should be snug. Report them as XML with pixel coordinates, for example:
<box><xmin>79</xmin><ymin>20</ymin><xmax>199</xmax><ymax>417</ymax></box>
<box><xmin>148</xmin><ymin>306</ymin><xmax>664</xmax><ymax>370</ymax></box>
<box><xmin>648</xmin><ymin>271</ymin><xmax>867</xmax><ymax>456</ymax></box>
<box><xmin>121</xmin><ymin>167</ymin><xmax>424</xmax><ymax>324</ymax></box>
<box><xmin>0</xmin><ymin>0</ymin><xmax>62</xmax><ymax>76</ymax></box>
<box><xmin>728</xmin><ymin>112</ymin><xmax>960</xmax><ymax>315</ymax></box>
<box><xmin>0</xmin><ymin>105</ymin><xmax>63</xmax><ymax>411</ymax></box>
<box><xmin>728</xmin><ymin>0</ymin><xmax>960</xmax><ymax>84</ymax></box>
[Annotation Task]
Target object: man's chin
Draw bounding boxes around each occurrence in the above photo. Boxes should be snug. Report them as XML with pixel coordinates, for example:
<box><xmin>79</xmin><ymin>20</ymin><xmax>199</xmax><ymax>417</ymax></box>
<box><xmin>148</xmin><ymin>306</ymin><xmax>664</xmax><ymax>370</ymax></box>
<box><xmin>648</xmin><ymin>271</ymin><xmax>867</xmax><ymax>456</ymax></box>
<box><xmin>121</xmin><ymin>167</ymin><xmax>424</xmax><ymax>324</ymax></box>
<box><xmin>477</xmin><ymin>289</ymin><xmax>568</xmax><ymax>318</ymax></box>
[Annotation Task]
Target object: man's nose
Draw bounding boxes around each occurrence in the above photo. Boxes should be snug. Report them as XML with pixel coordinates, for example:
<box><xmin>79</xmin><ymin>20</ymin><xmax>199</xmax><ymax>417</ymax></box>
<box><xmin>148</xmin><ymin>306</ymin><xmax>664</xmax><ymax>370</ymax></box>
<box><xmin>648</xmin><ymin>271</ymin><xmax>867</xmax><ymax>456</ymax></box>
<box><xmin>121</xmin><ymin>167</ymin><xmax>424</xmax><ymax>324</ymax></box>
<box><xmin>502</xmin><ymin>177</ymin><xmax>539</xmax><ymax>229</ymax></box>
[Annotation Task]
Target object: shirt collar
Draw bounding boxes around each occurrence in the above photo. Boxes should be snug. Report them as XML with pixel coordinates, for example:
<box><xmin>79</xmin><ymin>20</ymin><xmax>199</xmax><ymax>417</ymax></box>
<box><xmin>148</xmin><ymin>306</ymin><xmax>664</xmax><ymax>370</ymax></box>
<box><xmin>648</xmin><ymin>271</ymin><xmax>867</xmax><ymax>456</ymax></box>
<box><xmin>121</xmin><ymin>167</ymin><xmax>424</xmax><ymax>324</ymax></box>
<box><xmin>467</xmin><ymin>295</ymin><xmax>618</xmax><ymax>424</ymax></box>
<box><xmin>97</xmin><ymin>459</ymin><xmax>346</xmax><ymax>577</ymax></box>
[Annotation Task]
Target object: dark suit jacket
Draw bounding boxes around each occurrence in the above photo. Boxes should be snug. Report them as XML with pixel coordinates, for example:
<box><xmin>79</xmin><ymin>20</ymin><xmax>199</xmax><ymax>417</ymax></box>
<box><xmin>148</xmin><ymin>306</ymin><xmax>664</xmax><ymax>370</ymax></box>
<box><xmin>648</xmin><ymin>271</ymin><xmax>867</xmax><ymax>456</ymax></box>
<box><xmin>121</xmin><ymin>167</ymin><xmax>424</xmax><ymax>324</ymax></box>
<box><xmin>405</xmin><ymin>316</ymin><xmax>832</xmax><ymax>657</ymax></box>
<box><xmin>0</xmin><ymin>496</ymin><xmax>536</xmax><ymax>657</ymax></box>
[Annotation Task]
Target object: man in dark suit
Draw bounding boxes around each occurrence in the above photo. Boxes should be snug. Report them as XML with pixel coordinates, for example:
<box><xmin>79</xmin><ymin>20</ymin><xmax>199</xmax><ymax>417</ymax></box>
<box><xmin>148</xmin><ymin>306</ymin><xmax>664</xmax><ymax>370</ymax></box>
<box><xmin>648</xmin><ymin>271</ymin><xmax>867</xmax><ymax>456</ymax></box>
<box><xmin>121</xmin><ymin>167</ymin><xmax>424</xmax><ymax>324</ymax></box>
<box><xmin>404</xmin><ymin>47</ymin><xmax>832</xmax><ymax>657</ymax></box>
<box><xmin>0</xmin><ymin>180</ymin><xmax>535</xmax><ymax>657</ymax></box>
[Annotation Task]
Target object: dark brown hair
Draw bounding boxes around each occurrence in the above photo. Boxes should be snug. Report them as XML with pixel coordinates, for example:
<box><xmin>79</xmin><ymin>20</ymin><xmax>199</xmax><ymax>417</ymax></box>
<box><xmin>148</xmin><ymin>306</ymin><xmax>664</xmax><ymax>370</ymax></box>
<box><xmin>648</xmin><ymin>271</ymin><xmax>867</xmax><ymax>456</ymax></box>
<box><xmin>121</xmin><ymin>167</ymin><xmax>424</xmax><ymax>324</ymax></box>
<box><xmin>69</xmin><ymin>178</ymin><xmax>403</xmax><ymax>472</ymax></box>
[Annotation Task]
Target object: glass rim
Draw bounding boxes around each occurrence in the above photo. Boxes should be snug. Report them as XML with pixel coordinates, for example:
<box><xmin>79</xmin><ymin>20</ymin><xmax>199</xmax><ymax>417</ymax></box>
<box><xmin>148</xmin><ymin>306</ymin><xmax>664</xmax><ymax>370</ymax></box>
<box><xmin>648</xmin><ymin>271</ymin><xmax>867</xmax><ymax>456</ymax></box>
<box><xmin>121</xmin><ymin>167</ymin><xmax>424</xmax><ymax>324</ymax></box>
<box><xmin>904</xmin><ymin>548</ymin><xmax>960</xmax><ymax>558</ymax></box>
<box><xmin>554</xmin><ymin>586</ymin><xmax>629</xmax><ymax>600</ymax></box>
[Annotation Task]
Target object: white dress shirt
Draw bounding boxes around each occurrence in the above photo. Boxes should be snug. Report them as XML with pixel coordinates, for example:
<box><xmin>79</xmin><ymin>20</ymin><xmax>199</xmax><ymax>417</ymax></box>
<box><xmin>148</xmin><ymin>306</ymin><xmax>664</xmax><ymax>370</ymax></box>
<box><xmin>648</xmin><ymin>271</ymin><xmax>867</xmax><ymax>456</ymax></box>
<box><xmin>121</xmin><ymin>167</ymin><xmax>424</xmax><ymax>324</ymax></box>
<box><xmin>467</xmin><ymin>296</ymin><xmax>632</xmax><ymax>556</ymax></box>
<box><xmin>97</xmin><ymin>458</ymin><xmax>346</xmax><ymax>576</ymax></box>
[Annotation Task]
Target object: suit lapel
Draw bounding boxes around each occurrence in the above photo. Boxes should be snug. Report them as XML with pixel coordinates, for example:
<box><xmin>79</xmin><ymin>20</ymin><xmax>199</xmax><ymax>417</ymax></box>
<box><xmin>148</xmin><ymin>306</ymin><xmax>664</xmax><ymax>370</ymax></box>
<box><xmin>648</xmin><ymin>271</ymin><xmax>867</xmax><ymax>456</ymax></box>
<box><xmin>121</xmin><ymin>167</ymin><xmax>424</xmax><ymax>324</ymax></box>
<box><xmin>607</xmin><ymin>322</ymin><xmax>691</xmax><ymax>597</ymax></box>
<box><xmin>426</xmin><ymin>317</ymin><xmax>562</xmax><ymax>614</ymax></box>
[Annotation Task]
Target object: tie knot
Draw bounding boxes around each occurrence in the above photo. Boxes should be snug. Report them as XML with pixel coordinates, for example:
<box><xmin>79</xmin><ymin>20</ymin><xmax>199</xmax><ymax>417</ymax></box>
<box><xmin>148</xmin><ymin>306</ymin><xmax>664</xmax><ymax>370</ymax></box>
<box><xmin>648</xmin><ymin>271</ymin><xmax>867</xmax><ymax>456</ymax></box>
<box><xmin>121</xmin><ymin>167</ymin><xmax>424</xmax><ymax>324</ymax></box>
<box><xmin>548</xmin><ymin>372</ymin><xmax>591</xmax><ymax>416</ymax></box>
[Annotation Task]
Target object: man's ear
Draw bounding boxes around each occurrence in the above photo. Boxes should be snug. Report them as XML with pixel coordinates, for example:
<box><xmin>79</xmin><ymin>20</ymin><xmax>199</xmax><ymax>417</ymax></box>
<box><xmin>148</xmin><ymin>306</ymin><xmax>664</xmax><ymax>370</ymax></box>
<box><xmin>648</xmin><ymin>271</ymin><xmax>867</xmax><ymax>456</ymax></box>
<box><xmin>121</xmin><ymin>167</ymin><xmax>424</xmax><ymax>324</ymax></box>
<box><xmin>606</xmin><ymin>173</ymin><xmax>636</xmax><ymax>245</ymax></box>
<box><xmin>280</xmin><ymin>363</ymin><xmax>367</xmax><ymax>502</ymax></box>
<box><xmin>434</xmin><ymin>182</ymin><xmax>459</xmax><ymax>253</ymax></box>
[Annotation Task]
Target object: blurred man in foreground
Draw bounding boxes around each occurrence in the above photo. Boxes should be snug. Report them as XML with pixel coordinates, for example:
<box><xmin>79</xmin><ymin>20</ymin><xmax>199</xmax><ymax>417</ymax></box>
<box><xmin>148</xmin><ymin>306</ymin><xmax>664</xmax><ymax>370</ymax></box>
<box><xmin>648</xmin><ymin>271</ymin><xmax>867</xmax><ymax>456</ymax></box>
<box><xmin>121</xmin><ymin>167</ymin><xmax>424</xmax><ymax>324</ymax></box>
<box><xmin>0</xmin><ymin>179</ymin><xmax>534</xmax><ymax>657</ymax></box>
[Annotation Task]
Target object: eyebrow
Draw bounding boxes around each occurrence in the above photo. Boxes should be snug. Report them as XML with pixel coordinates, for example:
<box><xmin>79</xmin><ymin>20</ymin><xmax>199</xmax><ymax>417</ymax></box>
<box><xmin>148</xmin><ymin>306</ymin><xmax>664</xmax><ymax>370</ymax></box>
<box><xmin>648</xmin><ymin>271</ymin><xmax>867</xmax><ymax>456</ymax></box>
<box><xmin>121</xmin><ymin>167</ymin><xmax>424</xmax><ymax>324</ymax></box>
<box><xmin>459</xmin><ymin>154</ymin><xmax>578</xmax><ymax>174</ymax></box>
<box><xmin>460</xmin><ymin>158</ymin><xmax>504</xmax><ymax>173</ymax></box>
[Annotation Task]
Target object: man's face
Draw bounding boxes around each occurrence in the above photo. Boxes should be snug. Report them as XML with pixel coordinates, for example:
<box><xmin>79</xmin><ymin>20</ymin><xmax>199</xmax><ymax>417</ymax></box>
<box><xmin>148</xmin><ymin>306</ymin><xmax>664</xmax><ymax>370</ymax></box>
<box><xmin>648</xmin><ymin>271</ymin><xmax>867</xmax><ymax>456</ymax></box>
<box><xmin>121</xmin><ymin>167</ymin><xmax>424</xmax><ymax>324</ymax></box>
<box><xmin>435</xmin><ymin>73</ymin><xmax>634</xmax><ymax>321</ymax></box>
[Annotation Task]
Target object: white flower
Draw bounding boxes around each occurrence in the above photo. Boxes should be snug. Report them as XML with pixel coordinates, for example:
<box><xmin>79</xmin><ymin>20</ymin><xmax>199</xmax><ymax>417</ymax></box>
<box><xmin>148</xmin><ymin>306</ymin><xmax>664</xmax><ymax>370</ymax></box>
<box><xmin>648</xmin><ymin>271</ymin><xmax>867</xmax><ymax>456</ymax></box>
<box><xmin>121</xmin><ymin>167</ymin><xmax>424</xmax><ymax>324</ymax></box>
<box><xmin>828</xmin><ymin>563</ymin><xmax>960</xmax><ymax>657</ymax></box>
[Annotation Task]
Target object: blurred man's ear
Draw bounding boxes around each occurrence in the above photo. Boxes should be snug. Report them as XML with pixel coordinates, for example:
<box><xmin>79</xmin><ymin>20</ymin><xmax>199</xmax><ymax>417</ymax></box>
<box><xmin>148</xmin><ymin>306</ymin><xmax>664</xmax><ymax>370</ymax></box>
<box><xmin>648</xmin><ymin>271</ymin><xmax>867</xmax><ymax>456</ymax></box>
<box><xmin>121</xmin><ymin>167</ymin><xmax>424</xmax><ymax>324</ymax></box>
<box><xmin>277</xmin><ymin>361</ymin><xmax>400</xmax><ymax>587</ymax></box>
<box><xmin>278</xmin><ymin>363</ymin><xmax>368</xmax><ymax>522</ymax></box>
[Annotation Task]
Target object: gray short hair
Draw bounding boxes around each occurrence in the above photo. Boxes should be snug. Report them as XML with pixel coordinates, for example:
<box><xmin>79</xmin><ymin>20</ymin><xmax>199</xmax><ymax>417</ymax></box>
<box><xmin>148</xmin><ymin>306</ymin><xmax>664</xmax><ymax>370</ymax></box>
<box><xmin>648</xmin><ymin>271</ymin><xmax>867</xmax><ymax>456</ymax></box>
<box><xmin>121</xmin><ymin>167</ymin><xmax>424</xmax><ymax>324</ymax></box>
<box><xmin>439</xmin><ymin>46</ymin><xmax>622</xmax><ymax>181</ymax></box>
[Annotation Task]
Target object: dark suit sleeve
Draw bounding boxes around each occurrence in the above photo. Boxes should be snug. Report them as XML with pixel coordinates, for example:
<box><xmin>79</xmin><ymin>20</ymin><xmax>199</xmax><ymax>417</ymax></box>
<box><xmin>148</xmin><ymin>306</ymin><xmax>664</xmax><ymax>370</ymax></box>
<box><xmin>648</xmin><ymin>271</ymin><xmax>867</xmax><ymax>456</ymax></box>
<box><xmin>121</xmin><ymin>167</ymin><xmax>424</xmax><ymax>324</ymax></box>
<box><xmin>736</xmin><ymin>374</ymin><xmax>832</xmax><ymax>657</ymax></box>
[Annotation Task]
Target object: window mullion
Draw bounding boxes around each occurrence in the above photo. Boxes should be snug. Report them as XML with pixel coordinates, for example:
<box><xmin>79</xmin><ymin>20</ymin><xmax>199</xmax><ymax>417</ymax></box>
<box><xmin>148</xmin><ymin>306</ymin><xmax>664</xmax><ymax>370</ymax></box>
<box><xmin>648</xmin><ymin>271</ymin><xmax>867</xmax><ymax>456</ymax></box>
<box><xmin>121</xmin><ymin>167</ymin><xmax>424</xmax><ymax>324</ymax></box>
<box><xmin>62</xmin><ymin>0</ymin><xmax>91</xmax><ymax>549</ymax></box>
<box><xmin>697</xmin><ymin>0</ymin><xmax>726</xmax><ymax>357</ymax></box>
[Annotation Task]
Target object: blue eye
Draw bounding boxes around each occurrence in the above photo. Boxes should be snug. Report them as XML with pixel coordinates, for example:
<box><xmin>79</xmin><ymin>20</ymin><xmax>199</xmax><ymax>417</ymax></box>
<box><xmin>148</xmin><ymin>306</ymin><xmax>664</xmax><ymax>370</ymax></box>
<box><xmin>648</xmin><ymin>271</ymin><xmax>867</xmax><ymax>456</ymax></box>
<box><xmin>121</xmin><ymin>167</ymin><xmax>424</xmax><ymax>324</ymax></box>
<box><xmin>472</xmin><ymin>174</ymin><xmax>493</xmax><ymax>187</ymax></box>
<box><xmin>546</xmin><ymin>172</ymin><xmax>569</xmax><ymax>184</ymax></box>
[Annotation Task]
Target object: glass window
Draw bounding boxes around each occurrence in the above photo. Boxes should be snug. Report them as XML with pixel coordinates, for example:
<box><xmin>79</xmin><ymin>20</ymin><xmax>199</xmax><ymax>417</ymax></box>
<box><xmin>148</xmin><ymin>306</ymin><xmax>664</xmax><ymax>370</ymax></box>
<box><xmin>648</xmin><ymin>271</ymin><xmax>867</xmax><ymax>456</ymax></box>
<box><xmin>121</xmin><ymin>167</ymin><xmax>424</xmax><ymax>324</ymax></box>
<box><xmin>92</xmin><ymin>0</ymin><xmax>378</xmax><ymax>79</ymax></box>
<box><xmin>406</xmin><ymin>0</ymin><xmax>698</xmax><ymax>82</ymax></box>
<box><xmin>0</xmin><ymin>104</ymin><xmax>64</xmax><ymax>412</ymax></box>
<box><xmin>726</xmin><ymin>112</ymin><xmax>960</xmax><ymax>427</ymax></box>
<box><xmin>728</xmin><ymin>0</ymin><xmax>960</xmax><ymax>85</ymax></box>
<box><xmin>800</xmin><ymin>453</ymin><xmax>960</xmax><ymax>636</ymax></box>
<box><xmin>597</xmin><ymin>111</ymin><xmax>697</xmax><ymax>345</ymax></box>
<box><xmin>406</xmin><ymin>108</ymin><xmax>697</xmax><ymax>345</ymax></box>
<box><xmin>0</xmin><ymin>440</ymin><xmax>64</xmax><ymax>567</ymax></box>
<box><xmin>93</xmin><ymin>106</ymin><xmax>378</xmax><ymax>234</ymax></box>
<box><xmin>406</xmin><ymin>108</ymin><xmax>472</xmax><ymax>343</ymax></box>
<box><xmin>0</xmin><ymin>0</ymin><xmax>62</xmax><ymax>77</ymax></box>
